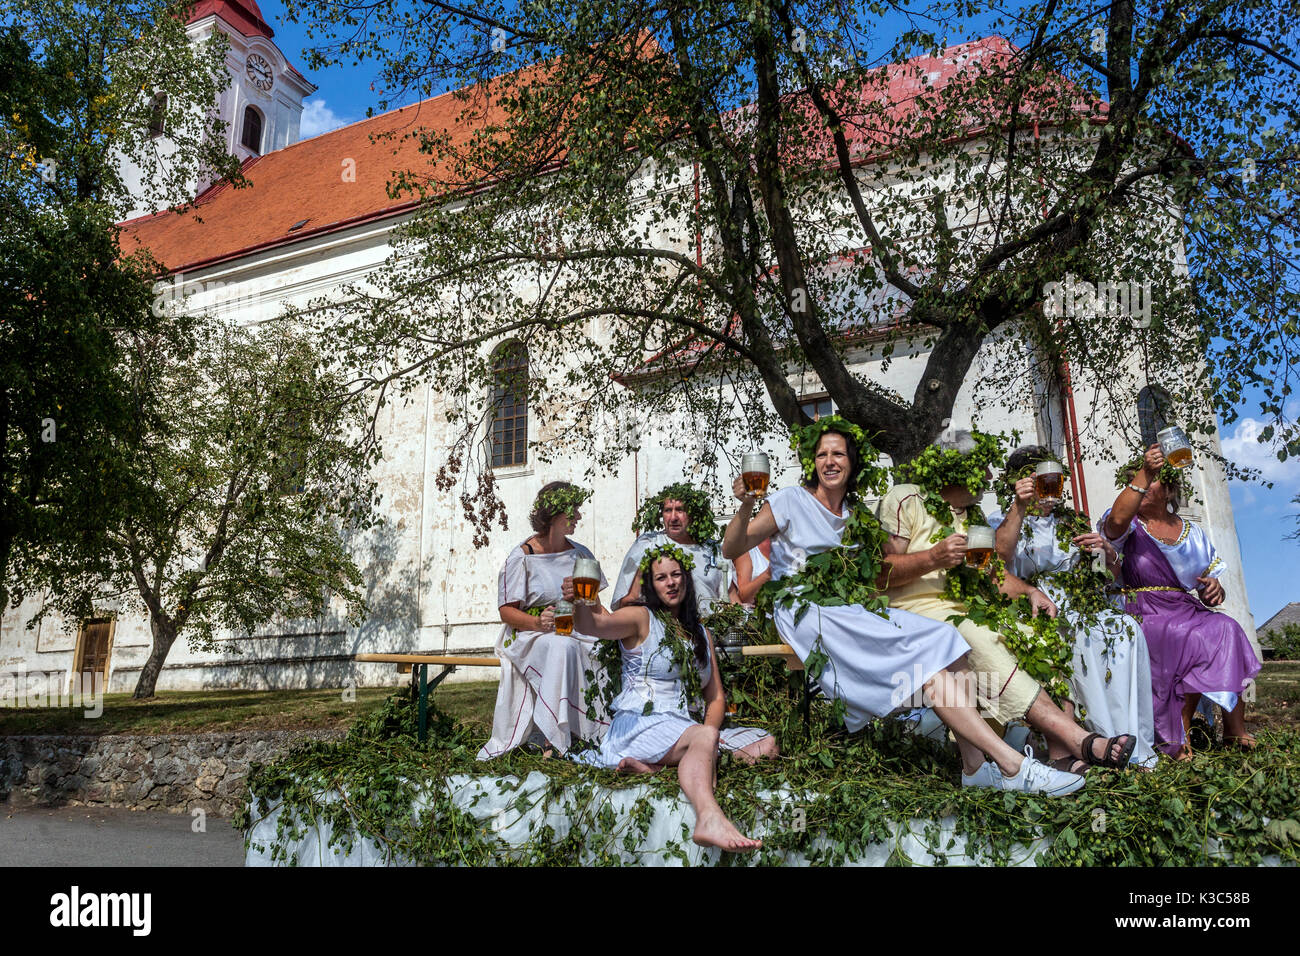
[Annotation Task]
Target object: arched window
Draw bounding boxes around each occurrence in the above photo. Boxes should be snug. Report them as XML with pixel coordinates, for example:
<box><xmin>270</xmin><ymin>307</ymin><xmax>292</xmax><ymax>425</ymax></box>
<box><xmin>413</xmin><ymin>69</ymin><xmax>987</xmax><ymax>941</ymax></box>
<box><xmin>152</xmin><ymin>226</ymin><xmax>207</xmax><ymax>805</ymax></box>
<box><xmin>148</xmin><ymin>92</ymin><xmax>167</xmax><ymax>138</ymax></box>
<box><xmin>490</xmin><ymin>342</ymin><xmax>528</xmax><ymax>468</ymax></box>
<box><xmin>1137</xmin><ymin>385</ymin><xmax>1175</xmax><ymax>447</ymax></box>
<box><xmin>241</xmin><ymin>105</ymin><xmax>263</xmax><ymax>154</ymax></box>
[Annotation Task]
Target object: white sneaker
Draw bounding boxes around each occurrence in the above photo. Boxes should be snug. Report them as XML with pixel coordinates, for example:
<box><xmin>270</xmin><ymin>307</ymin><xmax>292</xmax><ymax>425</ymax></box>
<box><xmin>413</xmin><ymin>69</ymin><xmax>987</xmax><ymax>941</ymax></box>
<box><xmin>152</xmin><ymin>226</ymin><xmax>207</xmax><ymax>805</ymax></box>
<box><xmin>1002</xmin><ymin>747</ymin><xmax>1086</xmax><ymax>797</ymax></box>
<box><xmin>963</xmin><ymin>748</ymin><xmax>1085</xmax><ymax>797</ymax></box>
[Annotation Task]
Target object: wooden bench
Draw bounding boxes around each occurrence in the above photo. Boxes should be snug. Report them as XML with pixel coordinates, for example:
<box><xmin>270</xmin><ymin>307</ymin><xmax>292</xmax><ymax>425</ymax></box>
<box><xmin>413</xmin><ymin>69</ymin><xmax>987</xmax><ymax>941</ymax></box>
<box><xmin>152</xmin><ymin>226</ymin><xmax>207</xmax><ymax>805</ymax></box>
<box><xmin>740</xmin><ymin>642</ymin><xmax>804</xmax><ymax>670</ymax></box>
<box><xmin>354</xmin><ymin>653</ymin><xmax>500</xmax><ymax>743</ymax></box>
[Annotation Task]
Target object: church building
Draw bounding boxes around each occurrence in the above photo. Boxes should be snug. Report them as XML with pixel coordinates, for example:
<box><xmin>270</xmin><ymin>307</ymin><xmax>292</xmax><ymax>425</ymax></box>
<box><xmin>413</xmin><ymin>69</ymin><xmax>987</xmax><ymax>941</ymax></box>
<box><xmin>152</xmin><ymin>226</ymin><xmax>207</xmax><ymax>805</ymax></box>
<box><xmin>0</xmin><ymin>2</ymin><xmax>1261</xmax><ymax>695</ymax></box>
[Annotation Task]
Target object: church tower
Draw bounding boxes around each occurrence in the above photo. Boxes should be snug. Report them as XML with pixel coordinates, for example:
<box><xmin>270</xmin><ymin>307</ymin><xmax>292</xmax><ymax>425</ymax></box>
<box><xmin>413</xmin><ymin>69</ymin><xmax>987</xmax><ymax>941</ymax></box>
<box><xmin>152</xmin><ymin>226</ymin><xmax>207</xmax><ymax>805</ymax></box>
<box><xmin>120</xmin><ymin>0</ymin><xmax>315</xmax><ymax>220</ymax></box>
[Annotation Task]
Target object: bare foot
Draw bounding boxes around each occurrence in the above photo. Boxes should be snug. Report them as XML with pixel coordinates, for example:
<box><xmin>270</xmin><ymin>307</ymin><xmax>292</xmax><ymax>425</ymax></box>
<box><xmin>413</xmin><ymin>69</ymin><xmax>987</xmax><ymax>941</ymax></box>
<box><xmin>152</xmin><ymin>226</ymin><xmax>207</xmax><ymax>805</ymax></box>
<box><xmin>1172</xmin><ymin>745</ymin><xmax>1194</xmax><ymax>762</ymax></box>
<box><xmin>1226</xmin><ymin>733</ymin><xmax>1258</xmax><ymax>750</ymax></box>
<box><xmin>693</xmin><ymin>811</ymin><xmax>762</xmax><ymax>853</ymax></box>
<box><xmin>617</xmin><ymin>757</ymin><xmax>663</xmax><ymax>775</ymax></box>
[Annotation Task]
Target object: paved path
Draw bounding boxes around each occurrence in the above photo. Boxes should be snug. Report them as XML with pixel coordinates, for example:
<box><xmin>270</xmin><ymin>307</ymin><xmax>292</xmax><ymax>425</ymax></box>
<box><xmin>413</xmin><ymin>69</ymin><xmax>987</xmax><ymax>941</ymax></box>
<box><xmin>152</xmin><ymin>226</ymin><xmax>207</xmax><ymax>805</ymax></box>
<box><xmin>0</xmin><ymin>805</ymin><xmax>246</xmax><ymax>866</ymax></box>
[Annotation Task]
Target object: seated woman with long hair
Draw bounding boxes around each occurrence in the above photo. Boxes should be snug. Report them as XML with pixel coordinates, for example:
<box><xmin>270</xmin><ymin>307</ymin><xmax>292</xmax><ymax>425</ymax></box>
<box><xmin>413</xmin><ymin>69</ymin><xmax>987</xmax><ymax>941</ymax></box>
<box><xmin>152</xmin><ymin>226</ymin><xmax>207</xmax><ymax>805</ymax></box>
<box><xmin>565</xmin><ymin>545</ymin><xmax>777</xmax><ymax>853</ymax></box>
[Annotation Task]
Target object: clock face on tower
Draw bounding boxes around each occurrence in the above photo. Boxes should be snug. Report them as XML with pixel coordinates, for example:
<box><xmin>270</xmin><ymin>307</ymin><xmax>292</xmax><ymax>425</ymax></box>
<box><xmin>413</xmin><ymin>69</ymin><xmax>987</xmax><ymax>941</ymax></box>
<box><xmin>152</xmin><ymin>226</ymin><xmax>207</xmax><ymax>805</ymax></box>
<box><xmin>246</xmin><ymin>53</ymin><xmax>274</xmax><ymax>92</ymax></box>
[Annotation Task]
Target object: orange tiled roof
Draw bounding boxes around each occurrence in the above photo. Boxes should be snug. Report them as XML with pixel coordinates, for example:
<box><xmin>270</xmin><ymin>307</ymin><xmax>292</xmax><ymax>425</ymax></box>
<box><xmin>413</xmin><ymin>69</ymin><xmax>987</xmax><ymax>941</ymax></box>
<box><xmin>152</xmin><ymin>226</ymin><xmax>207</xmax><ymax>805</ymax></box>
<box><xmin>119</xmin><ymin>80</ymin><xmax>531</xmax><ymax>273</ymax></box>
<box><xmin>121</xmin><ymin>36</ymin><xmax>1105</xmax><ymax>276</ymax></box>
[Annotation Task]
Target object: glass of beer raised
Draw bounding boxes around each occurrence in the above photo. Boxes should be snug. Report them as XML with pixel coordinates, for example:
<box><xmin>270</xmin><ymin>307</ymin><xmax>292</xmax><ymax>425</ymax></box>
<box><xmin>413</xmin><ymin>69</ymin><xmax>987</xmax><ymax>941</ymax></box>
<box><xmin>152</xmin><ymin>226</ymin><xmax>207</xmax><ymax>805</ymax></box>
<box><xmin>1157</xmin><ymin>426</ymin><xmax>1193</xmax><ymax>470</ymax></box>
<box><xmin>964</xmin><ymin>525</ymin><xmax>996</xmax><ymax>570</ymax></box>
<box><xmin>741</xmin><ymin>452</ymin><xmax>771</xmax><ymax>499</ymax></box>
<box><xmin>553</xmin><ymin>600</ymin><xmax>575</xmax><ymax>636</ymax></box>
<box><xmin>572</xmin><ymin>557</ymin><xmax>601</xmax><ymax>606</ymax></box>
<box><xmin>1034</xmin><ymin>460</ymin><xmax>1065</xmax><ymax>506</ymax></box>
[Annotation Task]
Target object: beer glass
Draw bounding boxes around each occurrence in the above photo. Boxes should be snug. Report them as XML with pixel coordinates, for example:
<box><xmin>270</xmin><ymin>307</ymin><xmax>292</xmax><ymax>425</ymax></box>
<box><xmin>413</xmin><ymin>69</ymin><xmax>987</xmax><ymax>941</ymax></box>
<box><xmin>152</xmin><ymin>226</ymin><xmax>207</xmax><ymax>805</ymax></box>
<box><xmin>1034</xmin><ymin>460</ymin><xmax>1065</xmax><ymax>506</ymax></box>
<box><xmin>741</xmin><ymin>452</ymin><xmax>771</xmax><ymax>499</ymax></box>
<box><xmin>964</xmin><ymin>525</ymin><xmax>995</xmax><ymax>570</ymax></box>
<box><xmin>572</xmin><ymin>557</ymin><xmax>601</xmax><ymax>606</ymax></box>
<box><xmin>553</xmin><ymin>600</ymin><xmax>574</xmax><ymax>636</ymax></box>
<box><xmin>1157</xmin><ymin>426</ymin><xmax>1193</xmax><ymax>470</ymax></box>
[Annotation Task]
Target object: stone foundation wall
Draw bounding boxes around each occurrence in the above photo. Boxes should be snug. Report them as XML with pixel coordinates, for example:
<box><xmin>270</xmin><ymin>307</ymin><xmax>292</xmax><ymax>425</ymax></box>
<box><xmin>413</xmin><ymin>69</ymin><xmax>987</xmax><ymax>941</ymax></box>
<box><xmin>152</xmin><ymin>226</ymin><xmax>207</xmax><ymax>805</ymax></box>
<box><xmin>0</xmin><ymin>730</ymin><xmax>345</xmax><ymax>818</ymax></box>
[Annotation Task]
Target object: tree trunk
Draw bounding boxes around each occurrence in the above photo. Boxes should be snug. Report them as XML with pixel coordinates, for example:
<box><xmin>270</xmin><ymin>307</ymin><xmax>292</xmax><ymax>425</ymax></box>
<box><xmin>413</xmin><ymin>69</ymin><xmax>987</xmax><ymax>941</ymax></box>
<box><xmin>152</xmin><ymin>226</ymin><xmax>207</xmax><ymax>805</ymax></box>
<box><xmin>133</xmin><ymin>616</ymin><xmax>177</xmax><ymax>699</ymax></box>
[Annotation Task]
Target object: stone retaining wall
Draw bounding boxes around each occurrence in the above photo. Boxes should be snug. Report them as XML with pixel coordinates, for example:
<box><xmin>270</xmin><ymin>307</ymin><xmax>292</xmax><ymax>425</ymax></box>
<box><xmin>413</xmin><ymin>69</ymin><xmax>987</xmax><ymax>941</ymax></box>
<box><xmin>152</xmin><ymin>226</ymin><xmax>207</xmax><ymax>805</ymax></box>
<box><xmin>0</xmin><ymin>730</ymin><xmax>346</xmax><ymax>818</ymax></box>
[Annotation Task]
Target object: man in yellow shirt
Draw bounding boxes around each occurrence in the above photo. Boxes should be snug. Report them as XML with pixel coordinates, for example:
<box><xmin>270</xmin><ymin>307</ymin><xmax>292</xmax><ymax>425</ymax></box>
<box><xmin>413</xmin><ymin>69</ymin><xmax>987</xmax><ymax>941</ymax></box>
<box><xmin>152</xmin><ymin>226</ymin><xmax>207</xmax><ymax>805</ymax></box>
<box><xmin>876</xmin><ymin>430</ymin><xmax>1137</xmax><ymax>772</ymax></box>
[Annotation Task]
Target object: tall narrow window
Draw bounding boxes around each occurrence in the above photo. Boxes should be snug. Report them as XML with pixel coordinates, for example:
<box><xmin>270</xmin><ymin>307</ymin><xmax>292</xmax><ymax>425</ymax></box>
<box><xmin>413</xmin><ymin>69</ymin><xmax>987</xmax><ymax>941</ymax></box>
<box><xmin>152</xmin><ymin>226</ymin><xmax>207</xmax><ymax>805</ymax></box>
<box><xmin>148</xmin><ymin>92</ymin><xmax>167</xmax><ymax>138</ymax></box>
<box><xmin>1137</xmin><ymin>385</ymin><xmax>1175</xmax><ymax>447</ymax></box>
<box><xmin>241</xmin><ymin>105</ymin><xmax>263</xmax><ymax>154</ymax></box>
<box><xmin>490</xmin><ymin>342</ymin><xmax>528</xmax><ymax>468</ymax></box>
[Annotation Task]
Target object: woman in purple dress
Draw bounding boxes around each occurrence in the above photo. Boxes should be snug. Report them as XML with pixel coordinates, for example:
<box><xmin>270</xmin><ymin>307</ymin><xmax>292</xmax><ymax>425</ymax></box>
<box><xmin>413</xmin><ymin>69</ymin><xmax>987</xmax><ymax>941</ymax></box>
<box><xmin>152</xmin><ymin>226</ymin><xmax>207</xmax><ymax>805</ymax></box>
<box><xmin>1101</xmin><ymin>444</ymin><xmax>1261</xmax><ymax>758</ymax></box>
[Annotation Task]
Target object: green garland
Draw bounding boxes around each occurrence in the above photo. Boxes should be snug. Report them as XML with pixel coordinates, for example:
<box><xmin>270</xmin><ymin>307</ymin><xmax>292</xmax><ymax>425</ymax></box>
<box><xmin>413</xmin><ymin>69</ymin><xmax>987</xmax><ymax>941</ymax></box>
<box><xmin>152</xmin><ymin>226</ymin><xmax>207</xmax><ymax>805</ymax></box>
<box><xmin>893</xmin><ymin>431</ymin><xmax>1007</xmax><ymax>498</ymax></box>
<box><xmin>901</xmin><ymin>466</ymin><xmax>1075</xmax><ymax>702</ymax></box>
<box><xmin>632</xmin><ymin>482</ymin><xmax>718</xmax><ymax>547</ymax></box>
<box><xmin>236</xmin><ymin>688</ymin><xmax>1300</xmax><ymax>867</ymax></box>
<box><xmin>637</xmin><ymin>541</ymin><xmax>696</xmax><ymax>576</ymax></box>
<box><xmin>534</xmin><ymin>484</ymin><xmax>592</xmax><ymax>521</ymax></box>
<box><xmin>1114</xmin><ymin>456</ymin><xmax>1183</xmax><ymax>492</ymax></box>
<box><xmin>790</xmin><ymin>413</ymin><xmax>890</xmax><ymax>498</ymax></box>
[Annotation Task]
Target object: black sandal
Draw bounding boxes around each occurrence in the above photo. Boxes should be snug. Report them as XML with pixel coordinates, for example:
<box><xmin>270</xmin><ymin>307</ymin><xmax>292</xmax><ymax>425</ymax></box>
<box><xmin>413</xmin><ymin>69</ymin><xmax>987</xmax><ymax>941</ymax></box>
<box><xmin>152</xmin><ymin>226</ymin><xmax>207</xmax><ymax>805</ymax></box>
<box><xmin>1082</xmin><ymin>732</ymin><xmax>1137</xmax><ymax>768</ymax></box>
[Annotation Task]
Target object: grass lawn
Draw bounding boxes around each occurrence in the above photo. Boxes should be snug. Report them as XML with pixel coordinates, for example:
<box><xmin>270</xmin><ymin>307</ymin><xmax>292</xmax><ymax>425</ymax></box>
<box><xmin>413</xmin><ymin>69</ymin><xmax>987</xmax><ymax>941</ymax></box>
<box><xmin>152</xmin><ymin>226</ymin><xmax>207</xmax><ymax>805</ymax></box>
<box><xmin>3</xmin><ymin>663</ymin><xmax>1297</xmax><ymax>738</ymax></box>
<box><xmin>1252</xmin><ymin>661</ymin><xmax>1300</xmax><ymax>729</ymax></box>
<box><xmin>0</xmin><ymin>681</ymin><xmax>499</xmax><ymax>737</ymax></box>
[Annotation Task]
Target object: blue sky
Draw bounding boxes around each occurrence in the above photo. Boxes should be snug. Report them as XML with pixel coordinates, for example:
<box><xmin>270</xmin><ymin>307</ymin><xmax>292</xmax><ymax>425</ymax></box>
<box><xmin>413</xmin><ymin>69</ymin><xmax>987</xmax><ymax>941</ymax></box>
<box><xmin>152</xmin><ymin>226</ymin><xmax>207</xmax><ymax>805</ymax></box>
<box><xmin>261</xmin><ymin>1</ymin><xmax>1298</xmax><ymax>627</ymax></box>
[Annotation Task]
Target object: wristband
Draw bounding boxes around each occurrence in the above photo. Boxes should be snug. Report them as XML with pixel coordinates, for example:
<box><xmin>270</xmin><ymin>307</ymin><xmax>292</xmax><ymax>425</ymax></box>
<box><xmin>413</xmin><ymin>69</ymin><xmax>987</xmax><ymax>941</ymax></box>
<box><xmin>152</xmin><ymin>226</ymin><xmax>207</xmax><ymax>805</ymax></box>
<box><xmin>1125</xmin><ymin>483</ymin><xmax>1149</xmax><ymax>496</ymax></box>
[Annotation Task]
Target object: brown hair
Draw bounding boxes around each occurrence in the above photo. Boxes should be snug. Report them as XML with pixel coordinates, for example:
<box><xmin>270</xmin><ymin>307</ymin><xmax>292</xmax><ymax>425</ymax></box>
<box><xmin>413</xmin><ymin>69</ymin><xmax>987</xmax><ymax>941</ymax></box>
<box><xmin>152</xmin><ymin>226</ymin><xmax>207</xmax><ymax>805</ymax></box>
<box><xmin>529</xmin><ymin>480</ymin><xmax>582</xmax><ymax>533</ymax></box>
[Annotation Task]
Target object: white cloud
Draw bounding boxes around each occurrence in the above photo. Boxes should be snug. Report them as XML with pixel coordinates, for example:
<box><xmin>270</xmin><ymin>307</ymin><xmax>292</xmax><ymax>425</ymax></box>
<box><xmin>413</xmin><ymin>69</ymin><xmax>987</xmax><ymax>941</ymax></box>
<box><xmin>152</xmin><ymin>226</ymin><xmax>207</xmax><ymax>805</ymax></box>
<box><xmin>299</xmin><ymin>99</ymin><xmax>352</xmax><ymax>139</ymax></box>
<box><xmin>1221</xmin><ymin>417</ymin><xmax>1300</xmax><ymax>488</ymax></box>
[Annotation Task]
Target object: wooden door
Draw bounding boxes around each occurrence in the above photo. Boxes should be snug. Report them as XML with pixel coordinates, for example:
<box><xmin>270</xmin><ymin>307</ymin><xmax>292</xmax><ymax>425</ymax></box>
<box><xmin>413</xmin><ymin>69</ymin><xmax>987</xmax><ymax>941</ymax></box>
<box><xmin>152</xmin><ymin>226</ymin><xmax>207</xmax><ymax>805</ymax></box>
<box><xmin>78</xmin><ymin>619</ymin><xmax>113</xmax><ymax>681</ymax></box>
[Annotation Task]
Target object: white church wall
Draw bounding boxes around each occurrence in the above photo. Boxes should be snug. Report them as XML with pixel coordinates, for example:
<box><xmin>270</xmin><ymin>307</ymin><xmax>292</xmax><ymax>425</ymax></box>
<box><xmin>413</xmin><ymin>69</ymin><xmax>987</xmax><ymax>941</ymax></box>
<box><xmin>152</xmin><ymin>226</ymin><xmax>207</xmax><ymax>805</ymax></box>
<box><xmin>11</xmin><ymin>73</ymin><xmax>1264</xmax><ymax>694</ymax></box>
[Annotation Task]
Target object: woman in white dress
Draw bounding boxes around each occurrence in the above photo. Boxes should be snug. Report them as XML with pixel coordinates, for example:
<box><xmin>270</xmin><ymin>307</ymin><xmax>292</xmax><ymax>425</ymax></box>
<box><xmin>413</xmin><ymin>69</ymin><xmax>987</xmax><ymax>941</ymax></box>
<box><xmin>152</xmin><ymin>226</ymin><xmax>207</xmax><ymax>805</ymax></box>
<box><xmin>990</xmin><ymin>446</ymin><xmax>1158</xmax><ymax>770</ymax></box>
<box><xmin>567</xmin><ymin>545</ymin><xmax>777</xmax><ymax>852</ymax></box>
<box><xmin>477</xmin><ymin>482</ymin><xmax>609</xmax><ymax>760</ymax></box>
<box><xmin>721</xmin><ymin>419</ymin><xmax>1086</xmax><ymax>796</ymax></box>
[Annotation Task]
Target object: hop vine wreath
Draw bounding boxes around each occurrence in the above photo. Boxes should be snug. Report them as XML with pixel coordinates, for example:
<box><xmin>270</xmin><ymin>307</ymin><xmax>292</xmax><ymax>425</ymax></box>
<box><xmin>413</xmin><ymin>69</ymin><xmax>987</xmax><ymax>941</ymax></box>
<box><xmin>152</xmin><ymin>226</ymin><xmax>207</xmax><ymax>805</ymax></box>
<box><xmin>637</xmin><ymin>541</ymin><xmax>696</xmax><ymax>576</ymax></box>
<box><xmin>632</xmin><ymin>482</ymin><xmax>718</xmax><ymax>546</ymax></box>
<box><xmin>895</xmin><ymin>433</ymin><xmax>1074</xmax><ymax>700</ymax></box>
<box><xmin>533</xmin><ymin>483</ymin><xmax>592</xmax><ymax>521</ymax></box>
<box><xmin>893</xmin><ymin>430</ymin><xmax>1007</xmax><ymax>499</ymax></box>
<box><xmin>791</xmin><ymin>414</ymin><xmax>890</xmax><ymax>498</ymax></box>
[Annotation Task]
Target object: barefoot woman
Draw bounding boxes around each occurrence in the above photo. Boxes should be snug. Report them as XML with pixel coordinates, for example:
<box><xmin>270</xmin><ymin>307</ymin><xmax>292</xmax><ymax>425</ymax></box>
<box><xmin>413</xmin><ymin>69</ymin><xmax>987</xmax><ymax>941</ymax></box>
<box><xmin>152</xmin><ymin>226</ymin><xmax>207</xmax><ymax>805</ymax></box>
<box><xmin>567</xmin><ymin>545</ymin><xmax>777</xmax><ymax>852</ymax></box>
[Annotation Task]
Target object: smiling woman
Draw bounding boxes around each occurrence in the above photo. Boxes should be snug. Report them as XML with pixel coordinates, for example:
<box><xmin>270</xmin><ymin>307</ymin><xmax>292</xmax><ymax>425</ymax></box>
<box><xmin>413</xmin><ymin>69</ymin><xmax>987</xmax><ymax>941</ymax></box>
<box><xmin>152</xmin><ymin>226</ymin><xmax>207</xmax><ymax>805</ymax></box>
<box><xmin>724</xmin><ymin>418</ymin><xmax>1088</xmax><ymax>796</ymax></box>
<box><xmin>565</xmin><ymin>546</ymin><xmax>777</xmax><ymax>853</ymax></box>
